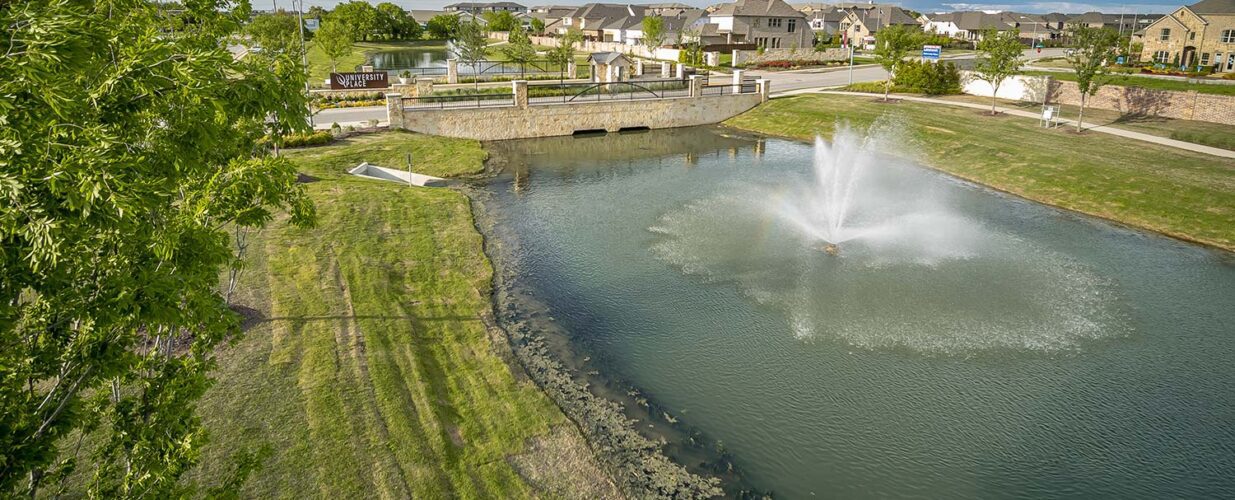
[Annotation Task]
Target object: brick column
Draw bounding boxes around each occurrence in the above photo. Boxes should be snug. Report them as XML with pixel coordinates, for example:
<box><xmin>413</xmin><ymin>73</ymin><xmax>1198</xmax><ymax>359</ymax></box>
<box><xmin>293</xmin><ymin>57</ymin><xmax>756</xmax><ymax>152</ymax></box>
<box><xmin>567</xmin><ymin>60</ymin><xmax>578</xmax><ymax>79</ymax></box>
<box><xmin>732</xmin><ymin>69</ymin><xmax>745</xmax><ymax>93</ymax></box>
<box><xmin>732</xmin><ymin>49</ymin><xmax>742</xmax><ymax>67</ymax></box>
<box><xmin>513</xmin><ymin>80</ymin><xmax>528</xmax><ymax>109</ymax></box>
<box><xmin>361</xmin><ymin>65</ymin><xmax>374</xmax><ymax>73</ymax></box>
<box><xmin>705</xmin><ymin>51</ymin><xmax>719</xmax><ymax>67</ymax></box>
<box><xmin>635</xmin><ymin>59</ymin><xmax>644</xmax><ymax>76</ymax></box>
<box><xmin>675</xmin><ymin>63</ymin><xmax>685</xmax><ymax>79</ymax></box>
<box><xmin>756</xmin><ymin>78</ymin><xmax>769</xmax><ymax>103</ymax></box>
<box><xmin>688</xmin><ymin>75</ymin><xmax>704</xmax><ymax>97</ymax></box>
<box><xmin>385</xmin><ymin>93</ymin><xmax>403</xmax><ymax>128</ymax></box>
<box><xmin>447</xmin><ymin>59</ymin><xmax>459</xmax><ymax>84</ymax></box>
<box><xmin>660</xmin><ymin>62</ymin><xmax>671</xmax><ymax>78</ymax></box>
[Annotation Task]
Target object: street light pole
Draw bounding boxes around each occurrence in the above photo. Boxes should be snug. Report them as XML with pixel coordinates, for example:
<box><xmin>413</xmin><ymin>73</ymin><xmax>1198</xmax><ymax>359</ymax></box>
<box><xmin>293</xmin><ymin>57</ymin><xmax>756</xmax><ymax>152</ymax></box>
<box><xmin>294</xmin><ymin>0</ymin><xmax>314</xmax><ymax>127</ymax></box>
<box><xmin>848</xmin><ymin>43</ymin><xmax>854</xmax><ymax>85</ymax></box>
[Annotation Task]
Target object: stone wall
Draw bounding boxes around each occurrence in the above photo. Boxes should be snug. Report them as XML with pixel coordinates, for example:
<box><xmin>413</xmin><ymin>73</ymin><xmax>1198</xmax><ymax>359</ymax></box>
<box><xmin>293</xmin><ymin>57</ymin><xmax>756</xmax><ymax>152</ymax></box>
<box><xmin>959</xmin><ymin>71</ymin><xmax>1235</xmax><ymax>125</ymax></box>
<box><xmin>391</xmin><ymin>94</ymin><xmax>763</xmax><ymax>140</ymax></box>
<box><xmin>734</xmin><ymin>47</ymin><xmax>847</xmax><ymax>66</ymax></box>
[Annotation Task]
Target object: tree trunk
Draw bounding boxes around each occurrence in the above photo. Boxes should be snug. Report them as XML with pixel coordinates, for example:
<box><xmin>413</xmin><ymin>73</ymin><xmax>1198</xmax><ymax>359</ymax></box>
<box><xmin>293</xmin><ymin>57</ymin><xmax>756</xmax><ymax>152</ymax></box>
<box><xmin>884</xmin><ymin>79</ymin><xmax>891</xmax><ymax>101</ymax></box>
<box><xmin>991</xmin><ymin>84</ymin><xmax>999</xmax><ymax>115</ymax></box>
<box><xmin>1077</xmin><ymin>93</ymin><xmax>1086</xmax><ymax>133</ymax></box>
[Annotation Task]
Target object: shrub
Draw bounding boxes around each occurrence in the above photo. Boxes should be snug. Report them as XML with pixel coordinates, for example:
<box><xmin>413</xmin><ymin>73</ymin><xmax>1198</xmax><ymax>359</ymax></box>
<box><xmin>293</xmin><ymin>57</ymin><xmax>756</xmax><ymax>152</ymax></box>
<box><xmin>892</xmin><ymin>59</ymin><xmax>961</xmax><ymax>95</ymax></box>
<box><xmin>283</xmin><ymin>131</ymin><xmax>334</xmax><ymax>148</ymax></box>
<box><xmin>1170</xmin><ymin>130</ymin><xmax>1235</xmax><ymax>150</ymax></box>
<box><xmin>842</xmin><ymin>80</ymin><xmax>919</xmax><ymax>94</ymax></box>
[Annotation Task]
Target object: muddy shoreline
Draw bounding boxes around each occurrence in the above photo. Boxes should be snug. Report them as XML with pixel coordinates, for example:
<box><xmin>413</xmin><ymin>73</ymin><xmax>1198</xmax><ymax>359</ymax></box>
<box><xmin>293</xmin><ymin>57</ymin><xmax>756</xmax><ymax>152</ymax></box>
<box><xmin>462</xmin><ymin>149</ymin><xmax>772</xmax><ymax>498</ymax></box>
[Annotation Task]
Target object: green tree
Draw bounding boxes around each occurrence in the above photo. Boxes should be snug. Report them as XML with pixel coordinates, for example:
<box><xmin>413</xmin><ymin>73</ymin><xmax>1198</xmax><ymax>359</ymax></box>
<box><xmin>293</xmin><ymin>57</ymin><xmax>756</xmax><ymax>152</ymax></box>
<box><xmin>0</xmin><ymin>0</ymin><xmax>314</xmax><ymax>497</ymax></box>
<box><xmin>973</xmin><ymin>28</ymin><xmax>1025</xmax><ymax>114</ymax></box>
<box><xmin>307</xmin><ymin>5</ymin><xmax>327</xmax><ymax>19</ymax></box>
<box><xmin>873</xmin><ymin>24</ymin><xmax>920</xmax><ymax>101</ymax></box>
<box><xmin>483</xmin><ymin>11</ymin><xmax>519</xmax><ymax>31</ymax></box>
<box><xmin>548</xmin><ymin>28</ymin><xmax>581</xmax><ymax>79</ymax></box>
<box><xmin>453</xmin><ymin>19</ymin><xmax>490</xmax><ymax>89</ymax></box>
<box><xmin>502</xmin><ymin>25</ymin><xmax>538</xmax><ymax>77</ymax></box>
<box><xmin>329</xmin><ymin>0</ymin><xmax>379</xmax><ymax>42</ymax></box>
<box><xmin>1066</xmin><ymin>24</ymin><xmax>1121</xmax><ymax>132</ymax></box>
<box><xmin>247</xmin><ymin>11</ymin><xmax>302</xmax><ymax>55</ymax></box>
<box><xmin>427</xmin><ymin>14</ymin><xmax>461</xmax><ymax>39</ymax></box>
<box><xmin>375</xmin><ymin>3</ymin><xmax>406</xmax><ymax>40</ymax></box>
<box><xmin>642</xmin><ymin>16</ymin><xmax>666</xmax><ymax>48</ymax></box>
<box><xmin>316</xmin><ymin>19</ymin><xmax>355</xmax><ymax>73</ymax></box>
<box><xmin>530</xmin><ymin>17</ymin><xmax>546</xmax><ymax>35</ymax></box>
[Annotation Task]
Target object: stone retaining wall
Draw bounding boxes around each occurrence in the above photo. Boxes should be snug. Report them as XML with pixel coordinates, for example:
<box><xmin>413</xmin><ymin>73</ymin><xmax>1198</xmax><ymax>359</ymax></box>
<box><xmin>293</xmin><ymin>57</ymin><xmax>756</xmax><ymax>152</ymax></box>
<box><xmin>734</xmin><ymin>47</ymin><xmax>847</xmax><ymax>66</ymax></box>
<box><xmin>388</xmin><ymin>83</ymin><xmax>766</xmax><ymax>140</ymax></box>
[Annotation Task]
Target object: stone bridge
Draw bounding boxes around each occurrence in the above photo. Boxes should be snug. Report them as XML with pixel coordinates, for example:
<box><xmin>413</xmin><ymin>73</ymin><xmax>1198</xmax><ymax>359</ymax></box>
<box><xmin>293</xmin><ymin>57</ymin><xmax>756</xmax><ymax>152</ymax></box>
<box><xmin>385</xmin><ymin>75</ymin><xmax>770</xmax><ymax>141</ymax></box>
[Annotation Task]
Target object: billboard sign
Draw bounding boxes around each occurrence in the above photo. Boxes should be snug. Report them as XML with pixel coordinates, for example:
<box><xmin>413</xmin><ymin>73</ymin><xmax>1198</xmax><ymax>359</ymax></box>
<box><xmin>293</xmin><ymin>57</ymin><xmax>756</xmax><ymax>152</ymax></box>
<box><xmin>329</xmin><ymin>72</ymin><xmax>389</xmax><ymax>90</ymax></box>
<box><xmin>922</xmin><ymin>45</ymin><xmax>942</xmax><ymax>60</ymax></box>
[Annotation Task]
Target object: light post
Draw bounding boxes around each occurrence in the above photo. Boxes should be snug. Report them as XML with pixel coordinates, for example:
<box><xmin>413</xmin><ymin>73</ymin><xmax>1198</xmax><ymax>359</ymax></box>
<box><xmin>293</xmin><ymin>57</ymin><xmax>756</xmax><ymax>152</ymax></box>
<box><xmin>848</xmin><ymin>42</ymin><xmax>854</xmax><ymax>85</ymax></box>
<box><xmin>294</xmin><ymin>0</ymin><xmax>314</xmax><ymax>127</ymax></box>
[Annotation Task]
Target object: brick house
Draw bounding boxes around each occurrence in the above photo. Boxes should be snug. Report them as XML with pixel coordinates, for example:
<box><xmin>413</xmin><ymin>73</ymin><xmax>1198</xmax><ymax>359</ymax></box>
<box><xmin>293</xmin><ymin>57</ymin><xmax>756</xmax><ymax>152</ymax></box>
<box><xmin>705</xmin><ymin>0</ymin><xmax>814</xmax><ymax>49</ymax></box>
<box><xmin>1139</xmin><ymin>0</ymin><xmax>1235</xmax><ymax>71</ymax></box>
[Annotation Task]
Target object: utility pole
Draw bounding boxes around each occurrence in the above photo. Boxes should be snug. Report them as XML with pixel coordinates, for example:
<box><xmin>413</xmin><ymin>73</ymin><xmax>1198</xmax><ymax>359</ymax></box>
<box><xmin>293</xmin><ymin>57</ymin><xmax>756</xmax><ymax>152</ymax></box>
<box><xmin>848</xmin><ymin>43</ymin><xmax>854</xmax><ymax>85</ymax></box>
<box><xmin>295</xmin><ymin>0</ymin><xmax>314</xmax><ymax>127</ymax></box>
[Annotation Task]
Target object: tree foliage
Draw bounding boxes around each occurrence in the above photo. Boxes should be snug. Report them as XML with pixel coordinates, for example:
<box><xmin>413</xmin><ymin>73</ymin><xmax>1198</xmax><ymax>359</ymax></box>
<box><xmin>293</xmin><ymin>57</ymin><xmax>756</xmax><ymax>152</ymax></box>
<box><xmin>501</xmin><ymin>26</ymin><xmax>538</xmax><ymax>76</ymax></box>
<box><xmin>0</xmin><ymin>0</ymin><xmax>315</xmax><ymax>497</ymax></box>
<box><xmin>329</xmin><ymin>0</ymin><xmax>379</xmax><ymax>42</ymax></box>
<box><xmin>1066</xmin><ymin>24</ymin><xmax>1121</xmax><ymax>132</ymax></box>
<box><xmin>642</xmin><ymin>16</ymin><xmax>666</xmax><ymax>48</ymax></box>
<box><xmin>483</xmin><ymin>11</ymin><xmax>519</xmax><ymax>32</ymax></box>
<box><xmin>547</xmin><ymin>28</ymin><xmax>581</xmax><ymax>78</ymax></box>
<box><xmin>427</xmin><ymin>14</ymin><xmax>461</xmax><ymax>39</ymax></box>
<box><xmin>529</xmin><ymin>17</ymin><xmax>546</xmax><ymax>35</ymax></box>
<box><xmin>247</xmin><ymin>11</ymin><xmax>303</xmax><ymax>56</ymax></box>
<box><xmin>316</xmin><ymin>20</ymin><xmax>355</xmax><ymax>73</ymax></box>
<box><xmin>873</xmin><ymin>24</ymin><xmax>919</xmax><ymax>101</ymax></box>
<box><xmin>453</xmin><ymin>20</ymin><xmax>491</xmax><ymax>89</ymax></box>
<box><xmin>375</xmin><ymin>2</ymin><xmax>420</xmax><ymax>40</ymax></box>
<box><xmin>973</xmin><ymin>28</ymin><xmax>1025</xmax><ymax>114</ymax></box>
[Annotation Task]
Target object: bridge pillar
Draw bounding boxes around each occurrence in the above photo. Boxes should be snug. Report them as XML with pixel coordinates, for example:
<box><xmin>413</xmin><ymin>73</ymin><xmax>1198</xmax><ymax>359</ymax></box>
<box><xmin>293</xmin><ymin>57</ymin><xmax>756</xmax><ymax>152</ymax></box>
<box><xmin>756</xmin><ymin>78</ymin><xmax>770</xmax><ymax>103</ymax></box>
<box><xmin>414</xmin><ymin>77</ymin><xmax>434</xmax><ymax>97</ymax></box>
<box><xmin>732</xmin><ymin>69</ymin><xmax>745</xmax><ymax>94</ymax></box>
<box><xmin>385</xmin><ymin>93</ymin><xmax>403</xmax><ymax>128</ymax></box>
<box><xmin>660</xmin><ymin>62</ymin><xmax>671</xmax><ymax>78</ymax></box>
<box><xmin>688</xmin><ymin>75</ymin><xmax>705</xmax><ymax>97</ymax></box>
<box><xmin>675</xmin><ymin>63</ymin><xmax>685</xmax><ymax>79</ymax></box>
<box><xmin>447</xmin><ymin>59</ymin><xmax>459</xmax><ymax>84</ymax></box>
<box><xmin>635</xmin><ymin>59</ymin><xmax>644</xmax><ymax>76</ymax></box>
<box><xmin>513</xmin><ymin>80</ymin><xmax>528</xmax><ymax>109</ymax></box>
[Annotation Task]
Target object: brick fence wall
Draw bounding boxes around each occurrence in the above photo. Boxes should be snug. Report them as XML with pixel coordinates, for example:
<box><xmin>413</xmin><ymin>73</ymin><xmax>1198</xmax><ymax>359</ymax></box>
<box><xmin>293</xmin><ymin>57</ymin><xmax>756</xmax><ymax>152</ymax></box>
<box><xmin>734</xmin><ymin>47</ymin><xmax>847</xmax><ymax>65</ymax></box>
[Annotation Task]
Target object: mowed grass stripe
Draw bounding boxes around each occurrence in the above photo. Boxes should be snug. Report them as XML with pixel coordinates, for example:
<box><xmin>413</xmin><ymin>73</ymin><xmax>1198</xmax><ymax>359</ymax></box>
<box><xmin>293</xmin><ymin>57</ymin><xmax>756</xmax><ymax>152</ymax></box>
<box><xmin>726</xmin><ymin>94</ymin><xmax>1235</xmax><ymax>250</ymax></box>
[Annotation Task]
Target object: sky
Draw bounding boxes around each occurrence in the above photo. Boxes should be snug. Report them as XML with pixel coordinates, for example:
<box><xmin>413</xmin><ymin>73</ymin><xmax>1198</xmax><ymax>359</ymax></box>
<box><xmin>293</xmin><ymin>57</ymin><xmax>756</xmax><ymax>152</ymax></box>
<box><xmin>264</xmin><ymin>0</ymin><xmax>1182</xmax><ymax>15</ymax></box>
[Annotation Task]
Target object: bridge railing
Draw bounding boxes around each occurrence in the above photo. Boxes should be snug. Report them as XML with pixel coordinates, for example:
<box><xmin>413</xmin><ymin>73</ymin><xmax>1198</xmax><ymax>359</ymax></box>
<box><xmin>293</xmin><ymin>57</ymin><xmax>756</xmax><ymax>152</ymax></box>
<box><xmin>527</xmin><ymin>79</ymin><xmax>692</xmax><ymax>105</ymax></box>
<box><xmin>401</xmin><ymin>92</ymin><xmax>516</xmax><ymax>110</ymax></box>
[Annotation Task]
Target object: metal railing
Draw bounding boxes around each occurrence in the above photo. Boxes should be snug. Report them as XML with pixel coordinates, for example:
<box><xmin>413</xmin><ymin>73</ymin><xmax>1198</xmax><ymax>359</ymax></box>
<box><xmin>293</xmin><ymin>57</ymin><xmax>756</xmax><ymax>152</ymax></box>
<box><xmin>527</xmin><ymin>80</ymin><xmax>691</xmax><ymax>105</ymax></box>
<box><xmin>369</xmin><ymin>59</ymin><xmax>569</xmax><ymax>77</ymax></box>
<box><xmin>401</xmin><ymin>93</ymin><xmax>515</xmax><ymax>110</ymax></box>
<box><xmin>699</xmin><ymin>81</ymin><xmax>758</xmax><ymax>96</ymax></box>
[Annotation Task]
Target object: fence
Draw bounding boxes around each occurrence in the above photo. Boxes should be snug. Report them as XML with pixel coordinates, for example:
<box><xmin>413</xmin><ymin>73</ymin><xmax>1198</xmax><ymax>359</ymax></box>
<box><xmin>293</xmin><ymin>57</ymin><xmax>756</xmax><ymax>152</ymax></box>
<box><xmin>365</xmin><ymin>59</ymin><xmax>570</xmax><ymax>77</ymax></box>
<box><xmin>401</xmin><ymin>93</ymin><xmax>517</xmax><ymax>110</ymax></box>
<box><xmin>700</xmin><ymin>82</ymin><xmax>758</xmax><ymax>96</ymax></box>
<box><xmin>527</xmin><ymin>80</ymin><xmax>692</xmax><ymax>105</ymax></box>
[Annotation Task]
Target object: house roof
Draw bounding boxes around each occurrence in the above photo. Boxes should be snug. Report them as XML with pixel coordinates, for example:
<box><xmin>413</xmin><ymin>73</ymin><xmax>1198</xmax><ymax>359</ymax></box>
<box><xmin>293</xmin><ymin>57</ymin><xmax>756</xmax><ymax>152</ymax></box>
<box><xmin>930</xmin><ymin>11</ymin><xmax>1013</xmax><ymax>31</ymax></box>
<box><xmin>810</xmin><ymin>7</ymin><xmax>847</xmax><ymax>22</ymax></box>
<box><xmin>846</xmin><ymin>4</ymin><xmax>918</xmax><ymax>31</ymax></box>
<box><xmin>1040</xmin><ymin>12</ymin><xmax>1070</xmax><ymax>22</ymax></box>
<box><xmin>1188</xmin><ymin>0</ymin><xmax>1235</xmax><ymax>14</ymax></box>
<box><xmin>409</xmin><ymin>10</ymin><xmax>452</xmax><ymax>23</ymax></box>
<box><xmin>588</xmin><ymin>51</ymin><xmax>629</xmax><ymax>64</ymax></box>
<box><xmin>711</xmin><ymin>0</ymin><xmax>806</xmax><ymax>18</ymax></box>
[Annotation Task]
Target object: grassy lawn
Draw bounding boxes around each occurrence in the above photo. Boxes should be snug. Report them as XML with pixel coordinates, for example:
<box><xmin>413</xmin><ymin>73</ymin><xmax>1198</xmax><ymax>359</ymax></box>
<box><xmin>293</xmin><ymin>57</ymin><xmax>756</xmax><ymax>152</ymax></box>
<box><xmin>935</xmin><ymin>94</ymin><xmax>1235</xmax><ymax>150</ymax></box>
<box><xmin>188</xmin><ymin>131</ymin><xmax>616</xmax><ymax>498</ymax></box>
<box><xmin>307</xmin><ymin>40</ymin><xmax>448</xmax><ymax>83</ymax></box>
<box><xmin>1023</xmin><ymin>70</ymin><xmax>1235</xmax><ymax>96</ymax></box>
<box><xmin>726</xmin><ymin>94</ymin><xmax>1235</xmax><ymax>250</ymax></box>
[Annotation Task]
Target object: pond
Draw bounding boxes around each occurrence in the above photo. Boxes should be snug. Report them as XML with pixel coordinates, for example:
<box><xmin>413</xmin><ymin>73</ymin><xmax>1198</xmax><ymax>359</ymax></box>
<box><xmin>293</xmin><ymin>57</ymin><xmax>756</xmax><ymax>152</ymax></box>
<box><xmin>368</xmin><ymin>46</ymin><xmax>451</xmax><ymax>74</ymax></box>
<box><xmin>475</xmin><ymin>126</ymin><xmax>1235</xmax><ymax>498</ymax></box>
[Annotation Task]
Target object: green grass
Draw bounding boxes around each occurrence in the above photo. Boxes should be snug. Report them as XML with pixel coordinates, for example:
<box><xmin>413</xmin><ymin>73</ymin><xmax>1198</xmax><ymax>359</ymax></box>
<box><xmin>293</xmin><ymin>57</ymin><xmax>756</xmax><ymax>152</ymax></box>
<box><xmin>936</xmin><ymin>94</ymin><xmax>1235</xmax><ymax>151</ymax></box>
<box><xmin>726</xmin><ymin>94</ymin><xmax>1235</xmax><ymax>250</ymax></box>
<box><xmin>188</xmin><ymin>132</ymin><xmax>614</xmax><ymax>497</ymax></box>
<box><xmin>307</xmin><ymin>40</ymin><xmax>448</xmax><ymax>84</ymax></box>
<box><xmin>1023</xmin><ymin>70</ymin><xmax>1235</xmax><ymax>96</ymax></box>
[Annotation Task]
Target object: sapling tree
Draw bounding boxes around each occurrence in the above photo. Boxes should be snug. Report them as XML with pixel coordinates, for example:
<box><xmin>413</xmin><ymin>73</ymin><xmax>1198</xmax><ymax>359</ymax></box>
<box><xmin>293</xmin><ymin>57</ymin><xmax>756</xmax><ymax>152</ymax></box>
<box><xmin>0</xmin><ymin>0</ymin><xmax>315</xmax><ymax>497</ymax></box>
<box><xmin>1066</xmin><ymin>24</ymin><xmax>1121</xmax><ymax>132</ymax></box>
<box><xmin>642</xmin><ymin>16</ymin><xmax>666</xmax><ymax>49</ymax></box>
<box><xmin>317</xmin><ymin>19</ymin><xmax>355</xmax><ymax>73</ymax></box>
<box><xmin>548</xmin><ymin>29</ymin><xmax>582</xmax><ymax>80</ymax></box>
<box><xmin>973</xmin><ymin>28</ymin><xmax>1025</xmax><ymax>114</ymax></box>
<box><xmin>873</xmin><ymin>24</ymin><xmax>919</xmax><ymax>101</ymax></box>
<box><xmin>453</xmin><ymin>20</ymin><xmax>490</xmax><ymax>89</ymax></box>
<box><xmin>502</xmin><ymin>26</ymin><xmax>538</xmax><ymax>77</ymax></box>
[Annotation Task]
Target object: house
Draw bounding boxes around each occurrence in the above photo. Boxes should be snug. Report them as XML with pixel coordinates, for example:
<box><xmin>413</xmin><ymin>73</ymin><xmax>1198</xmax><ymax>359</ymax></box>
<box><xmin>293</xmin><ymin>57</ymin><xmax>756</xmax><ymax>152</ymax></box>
<box><xmin>792</xmin><ymin>3</ymin><xmax>834</xmax><ymax>14</ymax></box>
<box><xmin>410</xmin><ymin>9</ymin><xmax>454</xmax><ymax>28</ymax></box>
<box><xmin>999</xmin><ymin>12</ymin><xmax>1062</xmax><ymax>40</ymax></box>
<box><xmin>444</xmin><ymin>2</ymin><xmax>528</xmax><ymax>14</ymax></box>
<box><xmin>808</xmin><ymin>7</ymin><xmax>847</xmax><ymax>36</ymax></box>
<box><xmin>838</xmin><ymin>4</ymin><xmax>920</xmax><ymax>45</ymax></box>
<box><xmin>705</xmin><ymin>0</ymin><xmax>815</xmax><ymax>49</ymax></box>
<box><xmin>1139</xmin><ymin>0</ymin><xmax>1235</xmax><ymax>71</ymax></box>
<box><xmin>1067</xmin><ymin>11</ymin><xmax>1163</xmax><ymax>34</ymax></box>
<box><xmin>922</xmin><ymin>11</ymin><xmax>1014</xmax><ymax>40</ymax></box>
<box><xmin>558</xmin><ymin>3</ymin><xmax>648</xmax><ymax>41</ymax></box>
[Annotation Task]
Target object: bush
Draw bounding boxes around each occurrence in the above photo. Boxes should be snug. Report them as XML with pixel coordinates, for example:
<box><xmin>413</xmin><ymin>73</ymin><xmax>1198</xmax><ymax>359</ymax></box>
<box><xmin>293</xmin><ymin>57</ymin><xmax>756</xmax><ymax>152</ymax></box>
<box><xmin>842</xmin><ymin>80</ymin><xmax>920</xmax><ymax>94</ymax></box>
<box><xmin>1170</xmin><ymin>130</ymin><xmax>1235</xmax><ymax>150</ymax></box>
<box><xmin>892</xmin><ymin>59</ymin><xmax>961</xmax><ymax>95</ymax></box>
<box><xmin>282</xmin><ymin>131</ymin><xmax>334</xmax><ymax>148</ymax></box>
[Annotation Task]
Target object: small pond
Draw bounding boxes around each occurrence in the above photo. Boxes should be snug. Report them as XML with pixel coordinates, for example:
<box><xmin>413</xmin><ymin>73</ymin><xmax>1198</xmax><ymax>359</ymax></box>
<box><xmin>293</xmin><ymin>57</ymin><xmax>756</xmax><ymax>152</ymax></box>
<box><xmin>476</xmin><ymin>126</ymin><xmax>1235</xmax><ymax>498</ymax></box>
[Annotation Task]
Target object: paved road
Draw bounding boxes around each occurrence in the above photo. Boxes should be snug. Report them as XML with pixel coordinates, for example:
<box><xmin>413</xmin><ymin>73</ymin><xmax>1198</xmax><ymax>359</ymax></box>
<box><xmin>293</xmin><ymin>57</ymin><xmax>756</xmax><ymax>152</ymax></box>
<box><xmin>314</xmin><ymin>48</ymin><xmax>1069</xmax><ymax>128</ymax></box>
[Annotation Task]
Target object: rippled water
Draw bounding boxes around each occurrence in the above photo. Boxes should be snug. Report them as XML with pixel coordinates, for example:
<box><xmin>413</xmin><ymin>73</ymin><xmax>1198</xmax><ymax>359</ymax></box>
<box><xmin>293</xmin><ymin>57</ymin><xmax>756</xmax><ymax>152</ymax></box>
<box><xmin>478</xmin><ymin>127</ymin><xmax>1235</xmax><ymax>498</ymax></box>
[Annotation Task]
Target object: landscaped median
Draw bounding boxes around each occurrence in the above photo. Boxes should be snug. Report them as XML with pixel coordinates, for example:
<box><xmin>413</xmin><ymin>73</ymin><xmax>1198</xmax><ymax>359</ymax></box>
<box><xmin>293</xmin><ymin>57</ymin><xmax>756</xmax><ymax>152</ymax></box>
<box><xmin>188</xmin><ymin>132</ymin><xmax>617</xmax><ymax>498</ymax></box>
<box><xmin>726</xmin><ymin>93</ymin><xmax>1235</xmax><ymax>251</ymax></box>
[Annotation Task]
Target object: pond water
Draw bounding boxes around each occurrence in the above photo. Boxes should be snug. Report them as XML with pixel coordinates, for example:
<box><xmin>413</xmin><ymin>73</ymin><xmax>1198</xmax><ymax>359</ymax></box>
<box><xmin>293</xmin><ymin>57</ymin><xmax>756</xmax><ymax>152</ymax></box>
<box><xmin>477</xmin><ymin>127</ymin><xmax>1235</xmax><ymax>498</ymax></box>
<box><xmin>368</xmin><ymin>46</ymin><xmax>451</xmax><ymax>73</ymax></box>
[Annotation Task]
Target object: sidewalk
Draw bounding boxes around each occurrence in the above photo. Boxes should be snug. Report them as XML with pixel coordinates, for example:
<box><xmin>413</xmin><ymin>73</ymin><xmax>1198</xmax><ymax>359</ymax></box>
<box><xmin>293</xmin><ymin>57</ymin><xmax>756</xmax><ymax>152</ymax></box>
<box><xmin>771</xmin><ymin>88</ymin><xmax>1235</xmax><ymax>159</ymax></box>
